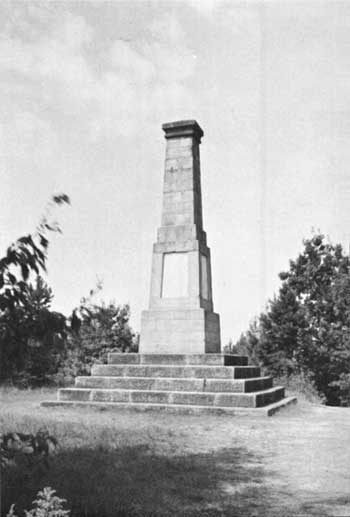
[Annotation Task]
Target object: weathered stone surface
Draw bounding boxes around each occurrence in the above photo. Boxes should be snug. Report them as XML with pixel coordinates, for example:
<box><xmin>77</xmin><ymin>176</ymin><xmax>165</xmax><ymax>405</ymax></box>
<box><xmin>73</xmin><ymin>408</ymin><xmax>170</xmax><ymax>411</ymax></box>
<box><xmin>75</xmin><ymin>375</ymin><xmax>272</xmax><ymax>393</ymax></box>
<box><xmin>41</xmin><ymin>396</ymin><xmax>297</xmax><ymax>417</ymax></box>
<box><xmin>140</xmin><ymin>309</ymin><xmax>220</xmax><ymax>354</ymax></box>
<box><xmin>59</xmin><ymin>388</ymin><xmax>91</xmax><ymax>402</ymax></box>
<box><xmin>44</xmin><ymin>350</ymin><xmax>295</xmax><ymax>417</ymax></box>
<box><xmin>107</xmin><ymin>353</ymin><xmax>249</xmax><ymax>366</ymax></box>
<box><xmin>58</xmin><ymin>386</ymin><xmax>285</xmax><ymax>408</ymax></box>
<box><xmin>139</xmin><ymin>120</ymin><xmax>220</xmax><ymax>353</ymax></box>
<box><xmin>91</xmin><ymin>364</ymin><xmax>260</xmax><ymax>379</ymax></box>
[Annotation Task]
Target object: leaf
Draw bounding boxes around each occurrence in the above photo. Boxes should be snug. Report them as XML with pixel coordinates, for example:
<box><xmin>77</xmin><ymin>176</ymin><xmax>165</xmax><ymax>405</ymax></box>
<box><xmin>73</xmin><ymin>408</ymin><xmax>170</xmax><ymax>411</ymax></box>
<box><xmin>17</xmin><ymin>235</ymin><xmax>32</xmax><ymax>245</ymax></box>
<box><xmin>21</xmin><ymin>263</ymin><xmax>30</xmax><ymax>281</ymax></box>
<box><xmin>39</xmin><ymin>234</ymin><xmax>49</xmax><ymax>249</ymax></box>
<box><xmin>53</xmin><ymin>193</ymin><xmax>70</xmax><ymax>205</ymax></box>
<box><xmin>8</xmin><ymin>273</ymin><xmax>17</xmax><ymax>285</ymax></box>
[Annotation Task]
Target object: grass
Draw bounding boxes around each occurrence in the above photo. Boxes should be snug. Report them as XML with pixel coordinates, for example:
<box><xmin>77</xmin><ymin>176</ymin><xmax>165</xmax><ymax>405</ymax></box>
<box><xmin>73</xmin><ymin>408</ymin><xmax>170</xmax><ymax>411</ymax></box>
<box><xmin>1</xmin><ymin>388</ymin><xmax>350</xmax><ymax>516</ymax></box>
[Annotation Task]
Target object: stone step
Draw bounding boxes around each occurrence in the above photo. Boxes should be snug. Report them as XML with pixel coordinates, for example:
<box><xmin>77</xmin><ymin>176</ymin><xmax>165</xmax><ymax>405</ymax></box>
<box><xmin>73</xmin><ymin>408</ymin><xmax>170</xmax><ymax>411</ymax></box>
<box><xmin>41</xmin><ymin>396</ymin><xmax>297</xmax><ymax>417</ymax></box>
<box><xmin>91</xmin><ymin>364</ymin><xmax>261</xmax><ymax>379</ymax></box>
<box><xmin>75</xmin><ymin>375</ymin><xmax>272</xmax><ymax>393</ymax></box>
<box><xmin>107</xmin><ymin>353</ymin><xmax>248</xmax><ymax>366</ymax></box>
<box><xmin>58</xmin><ymin>386</ymin><xmax>284</xmax><ymax>408</ymax></box>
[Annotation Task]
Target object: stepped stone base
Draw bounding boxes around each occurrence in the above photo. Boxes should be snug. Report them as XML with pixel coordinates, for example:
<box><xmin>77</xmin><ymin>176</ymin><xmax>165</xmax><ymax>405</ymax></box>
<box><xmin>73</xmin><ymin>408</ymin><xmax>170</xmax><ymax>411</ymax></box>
<box><xmin>41</xmin><ymin>353</ymin><xmax>297</xmax><ymax>417</ymax></box>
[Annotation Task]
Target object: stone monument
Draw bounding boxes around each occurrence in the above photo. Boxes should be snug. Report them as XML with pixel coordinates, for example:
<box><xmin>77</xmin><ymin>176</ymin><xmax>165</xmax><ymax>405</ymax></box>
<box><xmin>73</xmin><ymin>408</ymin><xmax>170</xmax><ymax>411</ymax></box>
<box><xmin>140</xmin><ymin>120</ymin><xmax>221</xmax><ymax>354</ymax></box>
<box><xmin>42</xmin><ymin>120</ymin><xmax>297</xmax><ymax>416</ymax></box>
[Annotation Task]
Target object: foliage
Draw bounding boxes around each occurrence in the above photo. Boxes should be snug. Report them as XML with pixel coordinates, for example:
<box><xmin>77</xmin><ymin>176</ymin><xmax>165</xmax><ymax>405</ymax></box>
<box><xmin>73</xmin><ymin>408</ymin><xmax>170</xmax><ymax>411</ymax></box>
<box><xmin>274</xmin><ymin>372</ymin><xmax>325</xmax><ymax>404</ymax></box>
<box><xmin>56</xmin><ymin>284</ymin><xmax>137</xmax><ymax>383</ymax></box>
<box><xmin>330</xmin><ymin>373</ymin><xmax>350</xmax><ymax>406</ymax></box>
<box><xmin>224</xmin><ymin>319</ymin><xmax>261</xmax><ymax>366</ymax></box>
<box><xmin>7</xmin><ymin>487</ymin><xmax>70</xmax><ymax>517</ymax></box>
<box><xmin>236</xmin><ymin>234</ymin><xmax>350</xmax><ymax>405</ymax></box>
<box><xmin>0</xmin><ymin>195</ymin><xmax>70</xmax><ymax>385</ymax></box>
<box><xmin>1</xmin><ymin>429</ymin><xmax>58</xmax><ymax>469</ymax></box>
<box><xmin>0</xmin><ymin>194</ymin><xmax>70</xmax><ymax>311</ymax></box>
<box><xmin>0</xmin><ymin>193</ymin><xmax>138</xmax><ymax>387</ymax></box>
<box><xmin>0</xmin><ymin>276</ymin><xmax>67</xmax><ymax>386</ymax></box>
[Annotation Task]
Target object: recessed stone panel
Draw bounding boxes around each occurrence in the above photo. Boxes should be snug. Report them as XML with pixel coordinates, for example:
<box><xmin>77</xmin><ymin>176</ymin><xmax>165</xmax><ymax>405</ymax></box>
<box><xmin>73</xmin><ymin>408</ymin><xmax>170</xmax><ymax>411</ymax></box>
<box><xmin>161</xmin><ymin>252</ymin><xmax>188</xmax><ymax>298</ymax></box>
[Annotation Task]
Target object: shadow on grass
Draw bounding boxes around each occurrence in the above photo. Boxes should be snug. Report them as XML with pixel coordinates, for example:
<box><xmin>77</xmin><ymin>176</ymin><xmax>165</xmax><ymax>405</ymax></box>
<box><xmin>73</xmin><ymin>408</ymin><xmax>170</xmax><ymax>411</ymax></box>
<box><xmin>2</xmin><ymin>443</ymin><xmax>280</xmax><ymax>517</ymax></box>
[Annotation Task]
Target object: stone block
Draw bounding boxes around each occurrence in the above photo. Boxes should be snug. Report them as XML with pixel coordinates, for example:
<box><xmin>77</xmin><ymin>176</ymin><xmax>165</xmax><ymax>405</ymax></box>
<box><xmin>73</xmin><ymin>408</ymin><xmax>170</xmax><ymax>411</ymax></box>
<box><xmin>172</xmin><ymin>392</ymin><xmax>214</xmax><ymax>406</ymax></box>
<box><xmin>91</xmin><ymin>364</ymin><xmax>238</xmax><ymax>379</ymax></box>
<box><xmin>166</xmin><ymin>147</ymin><xmax>193</xmax><ymax>159</ymax></box>
<box><xmin>131</xmin><ymin>390</ymin><xmax>170</xmax><ymax>404</ymax></box>
<box><xmin>59</xmin><ymin>388</ymin><xmax>91</xmax><ymax>402</ymax></box>
<box><xmin>244</xmin><ymin>376</ymin><xmax>273</xmax><ymax>392</ymax></box>
<box><xmin>139</xmin><ymin>308</ymin><xmax>220</xmax><ymax>354</ymax></box>
<box><xmin>166</xmin><ymin>136</ymin><xmax>193</xmax><ymax>149</ymax></box>
<box><xmin>214</xmin><ymin>393</ymin><xmax>255</xmax><ymax>408</ymax></box>
<box><xmin>106</xmin><ymin>353</ymin><xmax>248</xmax><ymax>366</ymax></box>
<box><xmin>232</xmin><ymin>366</ymin><xmax>261</xmax><ymax>379</ymax></box>
<box><xmin>165</xmin><ymin>156</ymin><xmax>193</xmax><ymax>170</ymax></box>
<box><xmin>255</xmin><ymin>387</ymin><xmax>285</xmax><ymax>407</ymax></box>
<box><xmin>40</xmin><ymin>396</ymin><xmax>298</xmax><ymax>416</ymax></box>
<box><xmin>92</xmin><ymin>390</ymin><xmax>130</xmax><ymax>403</ymax></box>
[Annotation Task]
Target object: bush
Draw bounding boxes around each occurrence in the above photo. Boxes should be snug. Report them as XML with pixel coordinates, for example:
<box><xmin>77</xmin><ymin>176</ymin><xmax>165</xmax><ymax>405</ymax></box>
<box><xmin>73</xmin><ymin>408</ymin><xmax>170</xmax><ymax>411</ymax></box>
<box><xmin>7</xmin><ymin>487</ymin><xmax>70</xmax><ymax>517</ymax></box>
<box><xmin>330</xmin><ymin>373</ymin><xmax>350</xmax><ymax>407</ymax></box>
<box><xmin>274</xmin><ymin>372</ymin><xmax>325</xmax><ymax>404</ymax></box>
<box><xmin>0</xmin><ymin>277</ymin><xmax>67</xmax><ymax>387</ymax></box>
<box><xmin>55</xmin><ymin>287</ymin><xmax>138</xmax><ymax>384</ymax></box>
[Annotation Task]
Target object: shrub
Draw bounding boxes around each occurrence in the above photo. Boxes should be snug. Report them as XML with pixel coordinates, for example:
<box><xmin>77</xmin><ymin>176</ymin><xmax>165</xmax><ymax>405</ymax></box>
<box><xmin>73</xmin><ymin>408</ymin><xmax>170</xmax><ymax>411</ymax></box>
<box><xmin>0</xmin><ymin>276</ymin><xmax>67</xmax><ymax>387</ymax></box>
<box><xmin>1</xmin><ymin>429</ymin><xmax>58</xmax><ymax>469</ymax></box>
<box><xmin>55</xmin><ymin>286</ymin><xmax>137</xmax><ymax>383</ymax></box>
<box><xmin>330</xmin><ymin>373</ymin><xmax>350</xmax><ymax>407</ymax></box>
<box><xmin>274</xmin><ymin>372</ymin><xmax>325</xmax><ymax>404</ymax></box>
<box><xmin>7</xmin><ymin>487</ymin><xmax>70</xmax><ymax>517</ymax></box>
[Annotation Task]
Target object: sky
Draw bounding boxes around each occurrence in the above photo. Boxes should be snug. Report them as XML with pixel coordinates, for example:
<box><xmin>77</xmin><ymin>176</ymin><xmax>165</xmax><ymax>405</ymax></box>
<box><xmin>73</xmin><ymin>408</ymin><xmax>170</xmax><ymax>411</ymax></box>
<box><xmin>1</xmin><ymin>0</ymin><xmax>350</xmax><ymax>344</ymax></box>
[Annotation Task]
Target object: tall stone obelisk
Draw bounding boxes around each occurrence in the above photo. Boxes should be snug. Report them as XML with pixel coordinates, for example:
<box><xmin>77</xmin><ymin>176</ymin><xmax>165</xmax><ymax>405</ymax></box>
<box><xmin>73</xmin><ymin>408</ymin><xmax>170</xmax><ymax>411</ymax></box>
<box><xmin>139</xmin><ymin>120</ymin><xmax>221</xmax><ymax>354</ymax></box>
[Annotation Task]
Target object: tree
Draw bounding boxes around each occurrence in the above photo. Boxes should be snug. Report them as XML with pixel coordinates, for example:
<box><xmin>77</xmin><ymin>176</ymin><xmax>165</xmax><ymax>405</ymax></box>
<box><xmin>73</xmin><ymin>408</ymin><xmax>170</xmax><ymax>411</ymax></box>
<box><xmin>237</xmin><ymin>234</ymin><xmax>350</xmax><ymax>405</ymax></box>
<box><xmin>0</xmin><ymin>195</ymin><xmax>70</xmax><ymax>385</ymax></box>
<box><xmin>0</xmin><ymin>275</ymin><xmax>67</xmax><ymax>386</ymax></box>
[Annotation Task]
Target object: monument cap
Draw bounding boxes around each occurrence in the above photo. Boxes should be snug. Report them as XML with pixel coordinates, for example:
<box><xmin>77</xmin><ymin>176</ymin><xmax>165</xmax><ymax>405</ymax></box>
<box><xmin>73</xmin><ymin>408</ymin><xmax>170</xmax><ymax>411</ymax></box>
<box><xmin>162</xmin><ymin>120</ymin><xmax>204</xmax><ymax>143</ymax></box>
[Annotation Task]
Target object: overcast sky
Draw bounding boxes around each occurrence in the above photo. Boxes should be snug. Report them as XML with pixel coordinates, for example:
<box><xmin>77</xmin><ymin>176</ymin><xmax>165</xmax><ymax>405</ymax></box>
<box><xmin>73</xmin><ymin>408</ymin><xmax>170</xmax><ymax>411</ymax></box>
<box><xmin>1</xmin><ymin>1</ymin><xmax>350</xmax><ymax>344</ymax></box>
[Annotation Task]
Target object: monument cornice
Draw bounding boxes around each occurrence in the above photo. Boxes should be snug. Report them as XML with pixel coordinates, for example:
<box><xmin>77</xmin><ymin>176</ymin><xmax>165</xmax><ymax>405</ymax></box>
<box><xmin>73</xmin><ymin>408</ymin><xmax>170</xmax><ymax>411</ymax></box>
<box><xmin>162</xmin><ymin>120</ymin><xmax>204</xmax><ymax>143</ymax></box>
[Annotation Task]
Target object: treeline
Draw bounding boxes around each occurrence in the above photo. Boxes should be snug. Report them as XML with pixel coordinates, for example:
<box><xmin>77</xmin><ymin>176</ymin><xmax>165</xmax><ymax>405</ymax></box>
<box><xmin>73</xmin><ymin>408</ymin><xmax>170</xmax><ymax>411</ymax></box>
<box><xmin>0</xmin><ymin>195</ymin><xmax>137</xmax><ymax>388</ymax></box>
<box><xmin>0</xmin><ymin>276</ymin><xmax>137</xmax><ymax>387</ymax></box>
<box><xmin>232</xmin><ymin>234</ymin><xmax>350</xmax><ymax>407</ymax></box>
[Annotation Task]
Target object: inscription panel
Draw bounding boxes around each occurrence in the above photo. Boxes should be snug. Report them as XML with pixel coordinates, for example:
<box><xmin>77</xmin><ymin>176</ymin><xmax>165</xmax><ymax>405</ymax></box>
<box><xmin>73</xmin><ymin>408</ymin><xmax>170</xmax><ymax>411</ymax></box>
<box><xmin>162</xmin><ymin>252</ymin><xmax>188</xmax><ymax>298</ymax></box>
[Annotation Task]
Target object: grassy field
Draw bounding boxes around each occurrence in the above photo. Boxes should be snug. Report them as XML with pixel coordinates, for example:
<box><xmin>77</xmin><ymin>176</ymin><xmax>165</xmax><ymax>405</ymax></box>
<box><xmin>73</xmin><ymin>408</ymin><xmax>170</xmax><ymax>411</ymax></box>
<box><xmin>1</xmin><ymin>388</ymin><xmax>350</xmax><ymax>517</ymax></box>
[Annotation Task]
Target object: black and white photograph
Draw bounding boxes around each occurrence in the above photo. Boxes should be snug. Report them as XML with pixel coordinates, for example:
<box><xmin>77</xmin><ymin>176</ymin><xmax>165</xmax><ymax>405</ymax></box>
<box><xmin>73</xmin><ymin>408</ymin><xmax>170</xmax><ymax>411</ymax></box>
<box><xmin>1</xmin><ymin>1</ymin><xmax>350</xmax><ymax>515</ymax></box>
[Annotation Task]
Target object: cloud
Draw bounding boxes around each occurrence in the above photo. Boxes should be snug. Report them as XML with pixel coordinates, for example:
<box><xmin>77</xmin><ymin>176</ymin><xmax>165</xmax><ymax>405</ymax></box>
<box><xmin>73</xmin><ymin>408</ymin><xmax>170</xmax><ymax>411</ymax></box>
<box><xmin>0</xmin><ymin>6</ymin><xmax>197</xmax><ymax>142</ymax></box>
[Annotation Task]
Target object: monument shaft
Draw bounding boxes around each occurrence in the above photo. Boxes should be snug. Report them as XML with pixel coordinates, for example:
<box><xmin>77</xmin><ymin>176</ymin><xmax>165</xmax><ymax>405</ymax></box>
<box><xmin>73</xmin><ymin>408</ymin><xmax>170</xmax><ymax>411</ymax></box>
<box><xmin>140</xmin><ymin>120</ymin><xmax>221</xmax><ymax>353</ymax></box>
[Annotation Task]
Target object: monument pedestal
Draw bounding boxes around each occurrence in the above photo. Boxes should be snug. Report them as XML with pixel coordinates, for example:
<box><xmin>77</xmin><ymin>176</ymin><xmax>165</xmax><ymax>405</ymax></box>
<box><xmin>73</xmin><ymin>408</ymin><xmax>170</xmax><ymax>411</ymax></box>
<box><xmin>140</xmin><ymin>309</ymin><xmax>220</xmax><ymax>354</ymax></box>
